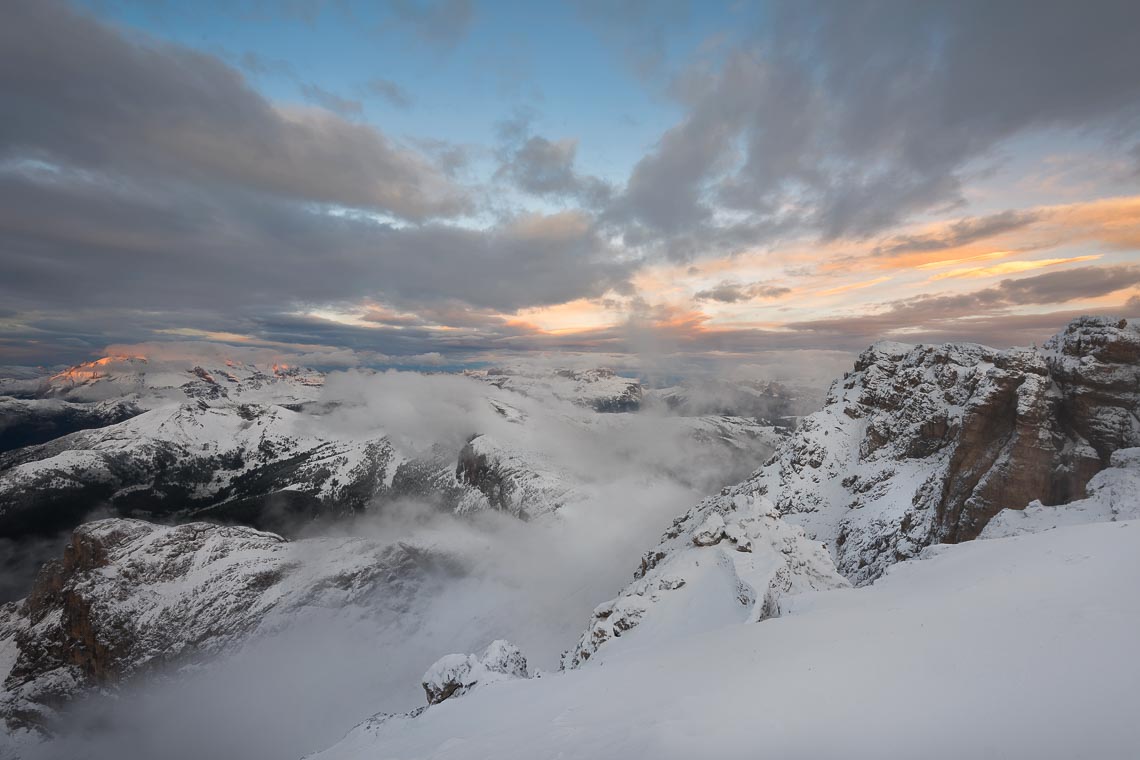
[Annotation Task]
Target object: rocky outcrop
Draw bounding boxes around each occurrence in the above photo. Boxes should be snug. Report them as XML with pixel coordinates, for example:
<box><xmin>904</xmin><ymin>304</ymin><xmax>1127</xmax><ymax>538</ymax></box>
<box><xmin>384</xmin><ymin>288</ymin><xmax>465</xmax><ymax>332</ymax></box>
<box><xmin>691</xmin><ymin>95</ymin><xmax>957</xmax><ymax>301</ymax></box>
<box><xmin>561</xmin><ymin>490</ymin><xmax>847</xmax><ymax>669</ymax></box>
<box><xmin>981</xmin><ymin>447</ymin><xmax>1140</xmax><ymax>538</ymax></box>
<box><xmin>455</xmin><ymin>434</ymin><xmax>577</xmax><ymax>519</ymax></box>
<box><xmin>421</xmin><ymin>640</ymin><xmax>528</xmax><ymax>705</ymax></box>
<box><xmin>750</xmin><ymin>316</ymin><xmax>1140</xmax><ymax>584</ymax></box>
<box><xmin>0</xmin><ymin>519</ymin><xmax>461</xmax><ymax>732</ymax></box>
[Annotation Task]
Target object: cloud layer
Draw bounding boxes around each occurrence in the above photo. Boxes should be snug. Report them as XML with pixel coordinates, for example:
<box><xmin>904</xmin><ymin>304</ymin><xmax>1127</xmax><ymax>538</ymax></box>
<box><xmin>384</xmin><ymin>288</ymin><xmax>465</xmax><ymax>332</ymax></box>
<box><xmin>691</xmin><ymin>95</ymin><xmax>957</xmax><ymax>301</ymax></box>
<box><xmin>1</xmin><ymin>0</ymin><xmax>1138</xmax><ymax>366</ymax></box>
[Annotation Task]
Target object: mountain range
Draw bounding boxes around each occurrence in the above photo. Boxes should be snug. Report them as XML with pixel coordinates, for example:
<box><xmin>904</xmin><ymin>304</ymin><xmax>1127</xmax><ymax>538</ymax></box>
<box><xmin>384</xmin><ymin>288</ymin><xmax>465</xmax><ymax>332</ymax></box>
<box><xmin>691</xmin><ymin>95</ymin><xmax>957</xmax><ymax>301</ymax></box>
<box><xmin>1</xmin><ymin>316</ymin><xmax>1138</xmax><ymax>759</ymax></box>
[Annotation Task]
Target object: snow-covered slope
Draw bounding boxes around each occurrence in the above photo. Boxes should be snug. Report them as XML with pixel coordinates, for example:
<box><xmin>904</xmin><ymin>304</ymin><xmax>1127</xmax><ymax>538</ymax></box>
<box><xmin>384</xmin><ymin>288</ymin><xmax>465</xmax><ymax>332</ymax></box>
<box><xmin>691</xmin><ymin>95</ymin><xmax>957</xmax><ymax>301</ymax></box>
<box><xmin>310</xmin><ymin>519</ymin><xmax>1140</xmax><ymax>760</ymax></box>
<box><xmin>561</xmin><ymin>489</ymin><xmax>846</xmax><ymax>669</ymax></box>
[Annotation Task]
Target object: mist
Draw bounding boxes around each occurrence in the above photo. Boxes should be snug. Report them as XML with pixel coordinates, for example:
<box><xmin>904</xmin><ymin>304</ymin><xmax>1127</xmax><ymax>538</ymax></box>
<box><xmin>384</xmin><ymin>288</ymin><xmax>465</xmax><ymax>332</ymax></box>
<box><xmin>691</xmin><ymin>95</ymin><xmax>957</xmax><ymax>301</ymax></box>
<box><xmin>19</xmin><ymin>368</ymin><xmax>781</xmax><ymax>760</ymax></box>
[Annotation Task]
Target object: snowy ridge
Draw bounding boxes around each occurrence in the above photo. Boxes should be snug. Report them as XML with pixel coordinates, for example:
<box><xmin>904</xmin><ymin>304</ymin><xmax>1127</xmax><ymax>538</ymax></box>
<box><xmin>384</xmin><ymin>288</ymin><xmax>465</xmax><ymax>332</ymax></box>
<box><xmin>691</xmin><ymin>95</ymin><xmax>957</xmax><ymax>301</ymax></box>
<box><xmin>38</xmin><ymin>355</ymin><xmax>324</xmax><ymax>408</ymax></box>
<box><xmin>0</xmin><ymin>400</ymin><xmax>397</xmax><ymax>536</ymax></box>
<box><xmin>561</xmin><ymin>488</ymin><xmax>847</xmax><ymax>669</ymax></box>
<box><xmin>1</xmin><ymin>357</ymin><xmax>786</xmax><ymax>539</ymax></box>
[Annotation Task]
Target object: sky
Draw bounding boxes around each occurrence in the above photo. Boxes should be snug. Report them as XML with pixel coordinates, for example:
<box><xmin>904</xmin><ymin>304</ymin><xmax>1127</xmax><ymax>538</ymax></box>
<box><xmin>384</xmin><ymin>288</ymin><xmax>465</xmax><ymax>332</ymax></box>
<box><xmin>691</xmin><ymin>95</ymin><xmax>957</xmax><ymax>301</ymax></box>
<box><xmin>1</xmin><ymin>0</ymin><xmax>1139</xmax><ymax>370</ymax></box>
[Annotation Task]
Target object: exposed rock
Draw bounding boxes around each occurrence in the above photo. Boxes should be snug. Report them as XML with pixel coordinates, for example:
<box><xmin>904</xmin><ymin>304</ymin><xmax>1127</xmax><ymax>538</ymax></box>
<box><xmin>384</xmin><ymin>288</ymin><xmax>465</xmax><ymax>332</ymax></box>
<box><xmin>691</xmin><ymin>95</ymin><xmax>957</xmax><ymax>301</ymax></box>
<box><xmin>691</xmin><ymin>512</ymin><xmax>726</xmax><ymax>546</ymax></box>
<box><xmin>422</xmin><ymin>640</ymin><xmax>528</xmax><ymax>705</ymax></box>
<box><xmin>981</xmin><ymin>447</ymin><xmax>1140</xmax><ymax>538</ymax></box>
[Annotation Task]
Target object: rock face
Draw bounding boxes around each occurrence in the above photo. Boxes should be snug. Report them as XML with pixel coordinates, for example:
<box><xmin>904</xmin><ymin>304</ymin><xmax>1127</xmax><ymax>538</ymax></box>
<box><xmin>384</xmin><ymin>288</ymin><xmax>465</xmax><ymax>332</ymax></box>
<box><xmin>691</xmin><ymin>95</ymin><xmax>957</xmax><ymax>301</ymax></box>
<box><xmin>455</xmin><ymin>435</ymin><xmax>578</xmax><ymax>519</ymax></box>
<box><xmin>561</xmin><ymin>490</ymin><xmax>847</xmax><ymax>669</ymax></box>
<box><xmin>421</xmin><ymin>640</ymin><xmax>528</xmax><ymax>705</ymax></box>
<box><xmin>748</xmin><ymin>316</ymin><xmax>1140</xmax><ymax>584</ymax></box>
<box><xmin>0</xmin><ymin>519</ymin><xmax>460</xmax><ymax>731</ymax></box>
<box><xmin>981</xmin><ymin>447</ymin><xmax>1140</xmax><ymax>539</ymax></box>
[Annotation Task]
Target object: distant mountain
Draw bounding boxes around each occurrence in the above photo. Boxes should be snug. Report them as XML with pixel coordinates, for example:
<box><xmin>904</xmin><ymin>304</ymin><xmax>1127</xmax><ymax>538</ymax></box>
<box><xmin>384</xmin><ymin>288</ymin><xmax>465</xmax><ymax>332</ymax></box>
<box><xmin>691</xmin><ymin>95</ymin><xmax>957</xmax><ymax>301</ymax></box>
<box><xmin>0</xmin><ymin>355</ymin><xmax>785</xmax><ymax>542</ymax></box>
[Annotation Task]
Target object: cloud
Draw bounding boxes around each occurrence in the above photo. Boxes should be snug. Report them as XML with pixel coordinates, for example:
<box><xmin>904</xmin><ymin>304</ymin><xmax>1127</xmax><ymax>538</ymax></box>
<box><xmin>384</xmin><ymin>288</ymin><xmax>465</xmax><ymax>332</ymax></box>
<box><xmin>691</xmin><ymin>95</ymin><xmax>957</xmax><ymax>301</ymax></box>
<box><xmin>608</xmin><ymin>1</ymin><xmax>1140</xmax><ymax>255</ymax></box>
<box><xmin>299</xmin><ymin>83</ymin><xmax>363</xmax><ymax>117</ymax></box>
<box><xmin>0</xmin><ymin>2</ymin><xmax>648</xmax><ymax>366</ymax></box>
<box><xmin>366</xmin><ymin>77</ymin><xmax>414</xmax><ymax>108</ymax></box>
<box><xmin>0</xmin><ymin>0</ymin><xmax>468</xmax><ymax>220</ymax></box>
<box><xmin>928</xmin><ymin>255</ymin><xmax>1102</xmax><ymax>281</ymax></box>
<box><xmin>495</xmin><ymin>127</ymin><xmax>613</xmax><ymax>207</ymax></box>
<box><xmin>786</xmin><ymin>265</ymin><xmax>1140</xmax><ymax>342</ymax></box>
<box><xmin>694</xmin><ymin>281</ymin><xmax>791</xmax><ymax>303</ymax></box>
<box><xmin>873</xmin><ymin>211</ymin><xmax>1041</xmax><ymax>258</ymax></box>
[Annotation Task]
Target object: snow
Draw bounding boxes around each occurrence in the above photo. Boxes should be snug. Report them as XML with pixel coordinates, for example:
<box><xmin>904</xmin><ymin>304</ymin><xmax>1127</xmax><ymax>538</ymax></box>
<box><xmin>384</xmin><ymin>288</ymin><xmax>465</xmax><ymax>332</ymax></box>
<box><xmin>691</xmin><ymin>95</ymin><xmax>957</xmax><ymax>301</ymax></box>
<box><xmin>311</xmin><ymin>519</ymin><xmax>1140</xmax><ymax>760</ymax></box>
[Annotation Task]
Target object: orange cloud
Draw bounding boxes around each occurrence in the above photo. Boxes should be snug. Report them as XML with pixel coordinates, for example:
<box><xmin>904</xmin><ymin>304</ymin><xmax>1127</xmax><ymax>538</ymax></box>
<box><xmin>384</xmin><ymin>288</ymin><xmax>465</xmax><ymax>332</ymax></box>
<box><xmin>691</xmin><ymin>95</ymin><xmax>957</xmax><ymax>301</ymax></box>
<box><xmin>916</xmin><ymin>251</ymin><xmax>1014</xmax><ymax>270</ymax></box>
<box><xmin>929</xmin><ymin>254</ymin><xmax>1103</xmax><ymax>281</ymax></box>
<box><xmin>815</xmin><ymin>276</ymin><xmax>893</xmax><ymax>297</ymax></box>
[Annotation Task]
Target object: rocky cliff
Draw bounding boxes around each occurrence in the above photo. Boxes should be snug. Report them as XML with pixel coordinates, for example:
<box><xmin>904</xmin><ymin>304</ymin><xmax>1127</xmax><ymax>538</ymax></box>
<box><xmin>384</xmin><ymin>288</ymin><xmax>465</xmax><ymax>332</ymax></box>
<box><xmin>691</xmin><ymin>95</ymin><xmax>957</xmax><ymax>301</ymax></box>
<box><xmin>750</xmin><ymin>315</ymin><xmax>1140</xmax><ymax>584</ymax></box>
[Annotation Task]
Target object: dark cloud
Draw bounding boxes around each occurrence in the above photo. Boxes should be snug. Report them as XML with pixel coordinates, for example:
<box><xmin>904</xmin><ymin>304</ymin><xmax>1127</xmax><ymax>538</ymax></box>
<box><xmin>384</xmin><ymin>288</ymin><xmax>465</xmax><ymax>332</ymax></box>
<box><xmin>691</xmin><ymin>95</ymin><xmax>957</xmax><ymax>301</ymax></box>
<box><xmin>366</xmin><ymin>78</ymin><xmax>414</xmax><ymax>108</ymax></box>
<box><xmin>872</xmin><ymin>211</ymin><xmax>1041</xmax><ymax>257</ymax></box>
<box><xmin>299</xmin><ymin>83</ymin><xmax>364</xmax><ymax>117</ymax></box>
<box><xmin>0</xmin><ymin>167</ymin><xmax>629</xmax><ymax>315</ymax></box>
<box><xmin>694</xmin><ymin>281</ymin><xmax>791</xmax><ymax>303</ymax></box>
<box><xmin>0</xmin><ymin>0</ymin><xmax>468</xmax><ymax>221</ymax></box>
<box><xmin>496</xmin><ymin>135</ymin><xmax>612</xmax><ymax>207</ymax></box>
<box><xmin>611</xmin><ymin>0</ymin><xmax>1140</xmax><ymax>256</ymax></box>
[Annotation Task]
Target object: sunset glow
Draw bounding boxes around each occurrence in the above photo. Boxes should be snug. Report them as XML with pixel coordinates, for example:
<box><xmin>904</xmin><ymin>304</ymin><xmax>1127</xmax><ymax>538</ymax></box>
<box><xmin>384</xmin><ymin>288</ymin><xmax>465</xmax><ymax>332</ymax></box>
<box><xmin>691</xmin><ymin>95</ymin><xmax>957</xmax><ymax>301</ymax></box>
<box><xmin>0</xmin><ymin>1</ymin><xmax>1137</xmax><ymax>368</ymax></box>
